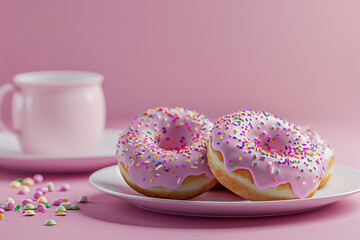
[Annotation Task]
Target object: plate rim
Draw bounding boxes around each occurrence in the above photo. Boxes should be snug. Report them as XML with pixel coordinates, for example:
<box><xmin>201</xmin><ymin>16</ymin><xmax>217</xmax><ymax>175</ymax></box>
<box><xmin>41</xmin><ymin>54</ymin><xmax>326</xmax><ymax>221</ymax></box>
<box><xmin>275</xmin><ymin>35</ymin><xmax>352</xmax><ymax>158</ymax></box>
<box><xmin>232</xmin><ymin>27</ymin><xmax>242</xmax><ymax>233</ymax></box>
<box><xmin>134</xmin><ymin>204</ymin><xmax>325</xmax><ymax>218</ymax></box>
<box><xmin>89</xmin><ymin>164</ymin><xmax>360</xmax><ymax>205</ymax></box>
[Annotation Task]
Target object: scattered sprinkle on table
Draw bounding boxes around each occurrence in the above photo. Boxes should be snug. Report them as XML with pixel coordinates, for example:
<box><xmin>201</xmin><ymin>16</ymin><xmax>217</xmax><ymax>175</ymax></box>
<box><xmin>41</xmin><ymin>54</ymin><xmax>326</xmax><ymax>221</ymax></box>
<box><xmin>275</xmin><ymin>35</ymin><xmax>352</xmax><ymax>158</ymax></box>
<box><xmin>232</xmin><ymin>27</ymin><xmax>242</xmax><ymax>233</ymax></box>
<box><xmin>33</xmin><ymin>190</ymin><xmax>43</xmax><ymax>199</ymax></box>
<box><xmin>58</xmin><ymin>211</ymin><xmax>67</xmax><ymax>216</ymax></box>
<box><xmin>37</xmin><ymin>196</ymin><xmax>48</xmax><ymax>204</ymax></box>
<box><xmin>53</xmin><ymin>200</ymin><xmax>62</xmax><ymax>206</ymax></box>
<box><xmin>23</xmin><ymin>177</ymin><xmax>35</xmax><ymax>186</ymax></box>
<box><xmin>24</xmin><ymin>203</ymin><xmax>36</xmax><ymax>210</ymax></box>
<box><xmin>78</xmin><ymin>195</ymin><xmax>88</xmax><ymax>203</ymax></box>
<box><xmin>60</xmin><ymin>183</ymin><xmax>70</xmax><ymax>191</ymax></box>
<box><xmin>9</xmin><ymin>181</ymin><xmax>21</xmax><ymax>188</ymax></box>
<box><xmin>37</xmin><ymin>203</ymin><xmax>47</xmax><ymax>212</ymax></box>
<box><xmin>33</xmin><ymin>174</ymin><xmax>44</xmax><ymax>183</ymax></box>
<box><xmin>22</xmin><ymin>199</ymin><xmax>33</xmax><ymax>206</ymax></box>
<box><xmin>21</xmin><ymin>185</ymin><xmax>30</xmax><ymax>193</ymax></box>
<box><xmin>46</xmin><ymin>182</ymin><xmax>55</xmax><ymax>192</ymax></box>
<box><xmin>24</xmin><ymin>210</ymin><xmax>36</xmax><ymax>216</ymax></box>
<box><xmin>2</xmin><ymin>173</ymin><xmax>86</xmax><ymax>227</ymax></box>
<box><xmin>60</xmin><ymin>202</ymin><xmax>71</xmax><ymax>210</ymax></box>
<box><xmin>56</xmin><ymin>206</ymin><xmax>67</xmax><ymax>213</ymax></box>
<box><xmin>5</xmin><ymin>197</ymin><xmax>15</xmax><ymax>204</ymax></box>
<box><xmin>18</xmin><ymin>189</ymin><xmax>28</xmax><ymax>195</ymax></box>
<box><xmin>70</xmin><ymin>205</ymin><xmax>80</xmax><ymax>210</ymax></box>
<box><xmin>45</xmin><ymin>219</ymin><xmax>56</xmax><ymax>226</ymax></box>
<box><xmin>5</xmin><ymin>201</ymin><xmax>15</xmax><ymax>210</ymax></box>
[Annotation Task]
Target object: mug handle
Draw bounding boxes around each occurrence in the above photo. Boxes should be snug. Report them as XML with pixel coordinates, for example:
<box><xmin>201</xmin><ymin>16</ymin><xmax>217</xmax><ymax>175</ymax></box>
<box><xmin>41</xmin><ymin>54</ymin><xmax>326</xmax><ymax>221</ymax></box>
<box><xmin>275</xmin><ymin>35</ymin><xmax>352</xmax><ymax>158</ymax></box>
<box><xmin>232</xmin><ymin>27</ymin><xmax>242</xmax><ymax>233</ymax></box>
<box><xmin>0</xmin><ymin>83</ymin><xmax>19</xmax><ymax>134</ymax></box>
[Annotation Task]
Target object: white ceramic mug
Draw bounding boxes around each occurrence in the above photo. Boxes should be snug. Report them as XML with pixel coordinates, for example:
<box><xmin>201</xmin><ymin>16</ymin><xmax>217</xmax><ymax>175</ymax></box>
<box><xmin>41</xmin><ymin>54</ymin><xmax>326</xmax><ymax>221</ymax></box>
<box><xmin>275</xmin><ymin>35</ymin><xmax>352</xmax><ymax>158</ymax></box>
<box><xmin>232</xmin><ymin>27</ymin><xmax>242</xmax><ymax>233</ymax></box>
<box><xmin>0</xmin><ymin>71</ymin><xmax>106</xmax><ymax>155</ymax></box>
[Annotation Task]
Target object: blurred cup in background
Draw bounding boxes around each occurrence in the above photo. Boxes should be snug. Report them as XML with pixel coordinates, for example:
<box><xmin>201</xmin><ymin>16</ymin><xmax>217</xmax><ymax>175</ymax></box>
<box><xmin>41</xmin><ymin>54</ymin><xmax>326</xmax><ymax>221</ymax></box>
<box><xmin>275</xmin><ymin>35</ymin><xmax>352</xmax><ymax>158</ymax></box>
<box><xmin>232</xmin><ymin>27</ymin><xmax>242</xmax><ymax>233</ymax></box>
<box><xmin>0</xmin><ymin>71</ymin><xmax>106</xmax><ymax>156</ymax></box>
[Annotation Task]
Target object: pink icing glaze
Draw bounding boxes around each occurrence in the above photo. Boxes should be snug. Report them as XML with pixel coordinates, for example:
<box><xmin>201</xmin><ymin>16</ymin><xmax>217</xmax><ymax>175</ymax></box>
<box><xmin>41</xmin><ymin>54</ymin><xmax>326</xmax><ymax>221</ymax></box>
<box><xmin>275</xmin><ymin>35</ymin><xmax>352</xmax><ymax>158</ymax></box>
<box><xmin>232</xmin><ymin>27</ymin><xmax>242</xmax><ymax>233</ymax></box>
<box><xmin>302</xmin><ymin>127</ymin><xmax>335</xmax><ymax>172</ymax></box>
<box><xmin>210</xmin><ymin>110</ymin><xmax>325</xmax><ymax>199</ymax></box>
<box><xmin>116</xmin><ymin>107</ymin><xmax>214</xmax><ymax>190</ymax></box>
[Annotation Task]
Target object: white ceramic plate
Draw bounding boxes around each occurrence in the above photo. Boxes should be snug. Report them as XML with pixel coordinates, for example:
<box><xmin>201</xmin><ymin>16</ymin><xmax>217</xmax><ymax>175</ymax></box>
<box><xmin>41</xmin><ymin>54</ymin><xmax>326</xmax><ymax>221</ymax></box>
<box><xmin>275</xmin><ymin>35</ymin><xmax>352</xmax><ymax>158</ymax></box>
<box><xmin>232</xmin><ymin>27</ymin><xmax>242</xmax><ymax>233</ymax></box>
<box><xmin>89</xmin><ymin>165</ymin><xmax>360</xmax><ymax>217</ymax></box>
<box><xmin>0</xmin><ymin>129</ymin><xmax>120</xmax><ymax>172</ymax></box>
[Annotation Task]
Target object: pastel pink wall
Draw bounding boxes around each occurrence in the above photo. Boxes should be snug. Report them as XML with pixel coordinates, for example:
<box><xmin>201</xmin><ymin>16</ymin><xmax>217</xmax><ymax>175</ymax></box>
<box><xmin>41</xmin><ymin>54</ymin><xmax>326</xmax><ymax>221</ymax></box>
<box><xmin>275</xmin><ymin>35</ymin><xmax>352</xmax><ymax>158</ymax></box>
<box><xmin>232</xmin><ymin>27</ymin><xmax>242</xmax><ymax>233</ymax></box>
<box><xmin>1</xmin><ymin>0</ymin><xmax>359</xmax><ymax>123</ymax></box>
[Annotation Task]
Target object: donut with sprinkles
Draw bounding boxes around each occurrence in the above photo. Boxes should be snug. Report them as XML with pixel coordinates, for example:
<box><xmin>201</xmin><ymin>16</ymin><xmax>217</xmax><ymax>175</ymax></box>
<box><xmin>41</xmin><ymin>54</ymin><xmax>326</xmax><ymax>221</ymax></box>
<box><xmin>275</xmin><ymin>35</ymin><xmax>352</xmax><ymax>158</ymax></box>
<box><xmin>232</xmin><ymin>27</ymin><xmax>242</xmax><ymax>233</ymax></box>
<box><xmin>302</xmin><ymin>126</ymin><xmax>335</xmax><ymax>188</ymax></box>
<box><xmin>207</xmin><ymin>110</ymin><xmax>327</xmax><ymax>201</ymax></box>
<box><xmin>116</xmin><ymin>107</ymin><xmax>217</xmax><ymax>199</ymax></box>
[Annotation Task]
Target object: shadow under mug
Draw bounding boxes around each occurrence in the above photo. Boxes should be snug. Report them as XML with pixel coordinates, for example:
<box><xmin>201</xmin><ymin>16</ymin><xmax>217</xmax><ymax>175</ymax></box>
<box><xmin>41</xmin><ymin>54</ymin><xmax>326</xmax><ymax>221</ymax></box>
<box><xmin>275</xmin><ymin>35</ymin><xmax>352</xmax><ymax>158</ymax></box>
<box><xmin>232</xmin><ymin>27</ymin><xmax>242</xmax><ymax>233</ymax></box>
<box><xmin>0</xmin><ymin>71</ymin><xmax>106</xmax><ymax>156</ymax></box>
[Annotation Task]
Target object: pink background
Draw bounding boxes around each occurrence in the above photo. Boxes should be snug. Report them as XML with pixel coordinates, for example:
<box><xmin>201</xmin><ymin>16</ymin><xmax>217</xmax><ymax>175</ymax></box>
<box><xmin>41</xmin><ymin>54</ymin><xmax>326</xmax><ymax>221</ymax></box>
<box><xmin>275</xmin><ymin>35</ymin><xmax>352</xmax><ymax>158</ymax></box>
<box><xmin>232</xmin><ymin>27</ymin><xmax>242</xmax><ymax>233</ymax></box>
<box><xmin>1</xmin><ymin>1</ymin><xmax>360</xmax><ymax>239</ymax></box>
<box><xmin>1</xmin><ymin>0</ymin><xmax>360</xmax><ymax>123</ymax></box>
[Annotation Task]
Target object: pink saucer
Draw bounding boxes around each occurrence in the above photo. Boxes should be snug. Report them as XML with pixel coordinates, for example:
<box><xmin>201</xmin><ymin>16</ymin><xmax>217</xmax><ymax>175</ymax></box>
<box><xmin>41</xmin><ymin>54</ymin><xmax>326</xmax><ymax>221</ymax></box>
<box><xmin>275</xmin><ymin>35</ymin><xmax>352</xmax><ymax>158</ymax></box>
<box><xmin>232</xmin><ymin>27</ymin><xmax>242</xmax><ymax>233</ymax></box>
<box><xmin>0</xmin><ymin>129</ymin><xmax>119</xmax><ymax>172</ymax></box>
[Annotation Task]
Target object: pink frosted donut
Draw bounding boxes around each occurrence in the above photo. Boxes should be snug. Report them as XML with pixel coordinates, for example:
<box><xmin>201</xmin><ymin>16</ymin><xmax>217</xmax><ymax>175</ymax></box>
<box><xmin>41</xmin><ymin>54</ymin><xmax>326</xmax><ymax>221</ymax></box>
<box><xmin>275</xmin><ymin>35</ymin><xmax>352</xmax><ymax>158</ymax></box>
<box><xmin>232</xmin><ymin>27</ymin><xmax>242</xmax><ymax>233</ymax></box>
<box><xmin>302</xmin><ymin>127</ymin><xmax>335</xmax><ymax>188</ymax></box>
<box><xmin>116</xmin><ymin>107</ymin><xmax>216</xmax><ymax>199</ymax></box>
<box><xmin>207</xmin><ymin>110</ymin><xmax>326</xmax><ymax>201</ymax></box>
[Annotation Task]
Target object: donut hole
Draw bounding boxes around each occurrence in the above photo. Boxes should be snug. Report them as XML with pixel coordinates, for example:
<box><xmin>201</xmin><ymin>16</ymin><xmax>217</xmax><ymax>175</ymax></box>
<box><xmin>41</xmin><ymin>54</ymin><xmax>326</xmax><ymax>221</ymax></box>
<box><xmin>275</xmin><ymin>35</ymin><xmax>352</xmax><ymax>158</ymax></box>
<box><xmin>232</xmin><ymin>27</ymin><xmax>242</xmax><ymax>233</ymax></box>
<box><xmin>155</xmin><ymin>126</ymin><xmax>194</xmax><ymax>151</ymax></box>
<box><xmin>249</xmin><ymin>131</ymin><xmax>288</xmax><ymax>154</ymax></box>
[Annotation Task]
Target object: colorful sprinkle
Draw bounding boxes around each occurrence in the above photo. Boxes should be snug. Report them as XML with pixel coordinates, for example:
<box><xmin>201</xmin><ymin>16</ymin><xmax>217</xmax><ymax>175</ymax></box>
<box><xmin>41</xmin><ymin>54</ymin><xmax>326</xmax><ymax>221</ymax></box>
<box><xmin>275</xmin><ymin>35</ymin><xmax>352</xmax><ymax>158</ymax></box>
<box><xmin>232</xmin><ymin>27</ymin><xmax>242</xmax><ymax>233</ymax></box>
<box><xmin>37</xmin><ymin>197</ymin><xmax>48</xmax><ymax>204</ymax></box>
<box><xmin>45</xmin><ymin>219</ymin><xmax>57</xmax><ymax>226</ymax></box>
<box><xmin>24</xmin><ymin>203</ymin><xmax>37</xmax><ymax>210</ymax></box>
<box><xmin>24</xmin><ymin>210</ymin><xmax>36</xmax><ymax>216</ymax></box>
<box><xmin>33</xmin><ymin>191</ymin><xmax>43</xmax><ymax>200</ymax></box>
<box><xmin>23</xmin><ymin>177</ymin><xmax>35</xmax><ymax>186</ymax></box>
<box><xmin>18</xmin><ymin>189</ymin><xmax>28</xmax><ymax>195</ymax></box>
<box><xmin>56</xmin><ymin>206</ymin><xmax>67</xmax><ymax>213</ymax></box>
<box><xmin>37</xmin><ymin>203</ymin><xmax>47</xmax><ymax>212</ymax></box>
<box><xmin>60</xmin><ymin>183</ymin><xmax>70</xmax><ymax>192</ymax></box>
<box><xmin>9</xmin><ymin>181</ymin><xmax>21</xmax><ymax>188</ymax></box>
<box><xmin>70</xmin><ymin>205</ymin><xmax>80</xmax><ymax>210</ymax></box>
<box><xmin>22</xmin><ymin>199</ymin><xmax>34</xmax><ymax>206</ymax></box>
<box><xmin>5</xmin><ymin>201</ymin><xmax>15</xmax><ymax>210</ymax></box>
<box><xmin>33</xmin><ymin>174</ymin><xmax>44</xmax><ymax>183</ymax></box>
<box><xmin>60</xmin><ymin>202</ymin><xmax>72</xmax><ymax>210</ymax></box>
<box><xmin>46</xmin><ymin>182</ymin><xmax>55</xmax><ymax>192</ymax></box>
<box><xmin>78</xmin><ymin>195</ymin><xmax>88</xmax><ymax>203</ymax></box>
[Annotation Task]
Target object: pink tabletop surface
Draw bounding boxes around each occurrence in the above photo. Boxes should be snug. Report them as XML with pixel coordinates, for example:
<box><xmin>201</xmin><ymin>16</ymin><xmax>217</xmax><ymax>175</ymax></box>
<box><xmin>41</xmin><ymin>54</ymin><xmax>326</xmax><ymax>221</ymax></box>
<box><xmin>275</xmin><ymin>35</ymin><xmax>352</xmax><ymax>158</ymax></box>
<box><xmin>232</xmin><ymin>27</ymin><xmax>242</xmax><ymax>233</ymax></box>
<box><xmin>0</xmin><ymin>119</ymin><xmax>359</xmax><ymax>240</ymax></box>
